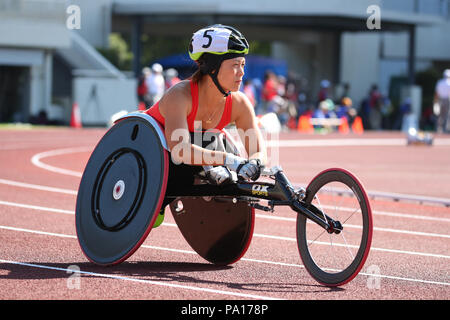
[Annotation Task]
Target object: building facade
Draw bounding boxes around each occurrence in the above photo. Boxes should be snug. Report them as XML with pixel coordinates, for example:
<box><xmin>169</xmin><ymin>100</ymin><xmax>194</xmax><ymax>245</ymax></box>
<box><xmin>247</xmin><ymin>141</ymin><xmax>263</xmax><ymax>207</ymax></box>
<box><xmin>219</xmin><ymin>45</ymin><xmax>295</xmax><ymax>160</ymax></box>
<box><xmin>1</xmin><ymin>0</ymin><xmax>449</xmax><ymax>126</ymax></box>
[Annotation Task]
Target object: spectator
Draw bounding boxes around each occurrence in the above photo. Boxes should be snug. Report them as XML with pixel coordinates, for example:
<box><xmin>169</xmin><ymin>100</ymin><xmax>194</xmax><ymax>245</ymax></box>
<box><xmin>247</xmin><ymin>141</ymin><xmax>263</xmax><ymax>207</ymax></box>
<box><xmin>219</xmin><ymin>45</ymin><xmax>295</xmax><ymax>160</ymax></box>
<box><xmin>312</xmin><ymin>99</ymin><xmax>337</xmax><ymax>131</ymax></box>
<box><xmin>297</xmin><ymin>93</ymin><xmax>308</xmax><ymax>117</ymax></box>
<box><xmin>243</xmin><ymin>79</ymin><xmax>257</xmax><ymax>108</ymax></box>
<box><xmin>137</xmin><ymin>69</ymin><xmax>148</xmax><ymax>106</ymax></box>
<box><xmin>339</xmin><ymin>83</ymin><xmax>351</xmax><ymax>102</ymax></box>
<box><xmin>138</xmin><ymin>67</ymin><xmax>152</xmax><ymax>108</ymax></box>
<box><xmin>434</xmin><ymin>69</ymin><xmax>450</xmax><ymax>133</ymax></box>
<box><xmin>146</xmin><ymin>63</ymin><xmax>165</xmax><ymax>105</ymax></box>
<box><xmin>399</xmin><ymin>97</ymin><xmax>414</xmax><ymax>132</ymax></box>
<box><xmin>318</xmin><ymin>79</ymin><xmax>330</xmax><ymax>102</ymax></box>
<box><xmin>380</xmin><ymin>96</ymin><xmax>393</xmax><ymax>129</ymax></box>
<box><xmin>277</xmin><ymin>75</ymin><xmax>287</xmax><ymax>98</ymax></box>
<box><xmin>261</xmin><ymin>70</ymin><xmax>278</xmax><ymax>113</ymax></box>
<box><xmin>164</xmin><ymin>68</ymin><xmax>181</xmax><ymax>90</ymax></box>
<box><xmin>336</xmin><ymin>97</ymin><xmax>357</xmax><ymax>126</ymax></box>
<box><xmin>368</xmin><ymin>84</ymin><xmax>383</xmax><ymax>130</ymax></box>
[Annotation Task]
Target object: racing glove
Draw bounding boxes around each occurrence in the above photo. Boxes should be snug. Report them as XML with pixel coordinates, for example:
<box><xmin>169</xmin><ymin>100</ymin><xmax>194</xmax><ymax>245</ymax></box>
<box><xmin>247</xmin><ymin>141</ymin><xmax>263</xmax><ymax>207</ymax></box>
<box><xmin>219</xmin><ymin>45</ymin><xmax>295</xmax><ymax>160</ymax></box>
<box><xmin>205</xmin><ymin>166</ymin><xmax>233</xmax><ymax>185</ymax></box>
<box><xmin>225</xmin><ymin>154</ymin><xmax>262</xmax><ymax>181</ymax></box>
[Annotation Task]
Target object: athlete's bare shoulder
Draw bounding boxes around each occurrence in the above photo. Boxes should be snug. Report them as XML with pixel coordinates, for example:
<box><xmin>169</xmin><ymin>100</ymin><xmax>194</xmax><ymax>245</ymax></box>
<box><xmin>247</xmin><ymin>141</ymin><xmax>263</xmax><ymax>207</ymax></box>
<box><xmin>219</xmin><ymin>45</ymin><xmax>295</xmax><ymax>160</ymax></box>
<box><xmin>158</xmin><ymin>80</ymin><xmax>192</xmax><ymax>117</ymax></box>
<box><xmin>230</xmin><ymin>90</ymin><xmax>256</xmax><ymax>122</ymax></box>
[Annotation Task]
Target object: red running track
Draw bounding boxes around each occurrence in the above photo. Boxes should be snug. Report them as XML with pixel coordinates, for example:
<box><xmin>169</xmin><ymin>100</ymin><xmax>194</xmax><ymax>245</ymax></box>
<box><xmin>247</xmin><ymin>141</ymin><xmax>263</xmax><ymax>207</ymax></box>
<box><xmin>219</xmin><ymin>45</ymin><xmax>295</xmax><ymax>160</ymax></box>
<box><xmin>0</xmin><ymin>127</ymin><xmax>449</xmax><ymax>300</ymax></box>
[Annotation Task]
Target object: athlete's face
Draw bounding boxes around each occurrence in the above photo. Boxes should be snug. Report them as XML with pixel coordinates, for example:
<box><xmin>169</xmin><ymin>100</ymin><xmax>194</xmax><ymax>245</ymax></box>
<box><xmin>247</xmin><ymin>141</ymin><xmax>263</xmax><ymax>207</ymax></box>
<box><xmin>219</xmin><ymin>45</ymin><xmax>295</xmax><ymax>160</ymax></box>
<box><xmin>217</xmin><ymin>57</ymin><xmax>245</xmax><ymax>92</ymax></box>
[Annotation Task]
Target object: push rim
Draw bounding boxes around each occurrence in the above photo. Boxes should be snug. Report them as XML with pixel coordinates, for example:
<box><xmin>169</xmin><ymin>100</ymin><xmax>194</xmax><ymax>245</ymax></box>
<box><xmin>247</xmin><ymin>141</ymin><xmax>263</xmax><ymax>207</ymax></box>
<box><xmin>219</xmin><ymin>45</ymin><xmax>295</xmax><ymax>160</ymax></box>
<box><xmin>91</xmin><ymin>148</ymin><xmax>147</xmax><ymax>232</ymax></box>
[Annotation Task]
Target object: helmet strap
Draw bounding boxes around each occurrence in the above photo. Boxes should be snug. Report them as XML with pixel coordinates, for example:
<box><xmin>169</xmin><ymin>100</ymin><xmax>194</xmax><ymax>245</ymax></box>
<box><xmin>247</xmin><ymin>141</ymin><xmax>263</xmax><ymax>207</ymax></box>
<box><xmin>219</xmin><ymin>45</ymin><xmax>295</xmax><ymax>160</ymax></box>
<box><xmin>209</xmin><ymin>68</ymin><xmax>231</xmax><ymax>97</ymax></box>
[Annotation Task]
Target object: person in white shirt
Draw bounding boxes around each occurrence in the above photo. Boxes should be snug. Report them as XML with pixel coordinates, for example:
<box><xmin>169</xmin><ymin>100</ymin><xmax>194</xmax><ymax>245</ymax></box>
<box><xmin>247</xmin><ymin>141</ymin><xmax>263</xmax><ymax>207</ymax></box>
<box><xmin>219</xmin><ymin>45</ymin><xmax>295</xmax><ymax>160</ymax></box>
<box><xmin>434</xmin><ymin>69</ymin><xmax>450</xmax><ymax>133</ymax></box>
<box><xmin>146</xmin><ymin>63</ymin><xmax>166</xmax><ymax>105</ymax></box>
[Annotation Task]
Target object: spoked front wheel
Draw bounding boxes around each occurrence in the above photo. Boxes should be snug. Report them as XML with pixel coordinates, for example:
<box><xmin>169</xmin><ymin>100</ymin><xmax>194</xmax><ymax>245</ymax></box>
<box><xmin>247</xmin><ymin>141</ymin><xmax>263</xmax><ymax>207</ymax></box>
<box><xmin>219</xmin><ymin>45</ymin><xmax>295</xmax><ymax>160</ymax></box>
<box><xmin>296</xmin><ymin>168</ymin><xmax>373</xmax><ymax>287</ymax></box>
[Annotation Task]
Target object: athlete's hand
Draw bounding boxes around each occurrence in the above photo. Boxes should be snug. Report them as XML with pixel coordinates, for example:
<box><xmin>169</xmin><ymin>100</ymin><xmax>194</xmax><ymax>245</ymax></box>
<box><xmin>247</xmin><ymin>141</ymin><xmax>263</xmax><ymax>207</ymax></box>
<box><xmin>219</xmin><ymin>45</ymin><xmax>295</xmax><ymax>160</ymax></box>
<box><xmin>225</xmin><ymin>154</ymin><xmax>262</xmax><ymax>181</ymax></box>
<box><xmin>205</xmin><ymin>166</ymin><xmax>233</xmax><ymax>185</ymax></box>
<box><xmin>238</xmin><ymin>159</ymin><xmax>262</xmax><ymax>181</ymax></box>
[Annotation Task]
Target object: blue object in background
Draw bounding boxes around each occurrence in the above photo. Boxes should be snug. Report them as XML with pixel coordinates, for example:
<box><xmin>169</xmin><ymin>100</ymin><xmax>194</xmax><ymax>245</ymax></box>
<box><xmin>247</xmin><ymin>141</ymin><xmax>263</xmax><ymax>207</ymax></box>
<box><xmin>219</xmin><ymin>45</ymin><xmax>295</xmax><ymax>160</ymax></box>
<box><xmin>153</xmin><ymin>53</ymin><xmax>288</xmax><ymax>82</ymax></box>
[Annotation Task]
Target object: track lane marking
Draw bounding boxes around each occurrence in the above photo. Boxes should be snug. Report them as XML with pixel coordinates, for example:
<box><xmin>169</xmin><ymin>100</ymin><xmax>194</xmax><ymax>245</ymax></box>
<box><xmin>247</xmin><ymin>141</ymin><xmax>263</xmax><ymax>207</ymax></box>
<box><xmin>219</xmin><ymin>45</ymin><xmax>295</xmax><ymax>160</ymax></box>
<box><xmin>30</xmin><ymin>147</ymin><xmax>450</xmax><ymax>206</ymax></box>
<box><xmin>1</xmin><ymin>198</ymin><xmax>449</xmax><ymax>241</ymax></box>
<box><xmin>266</xmin><ymin>138</ymin><xmax>450</xmax><ymax>147</ymax></box>
<box><xmin>1</xmin><ymin>225</ymin><xmax>448</xmax><ymax>287</ymax></box>
<box><xmin>30</xmin><ymin>147</ymin><xmax>92</xmax><ymax>177</ymax></box>
<box><xmin>0</xmin><ymin>200</ymin><xmax>74</xmax><ymax>215</ymax></box>
<box><xmin>0</xmin><ymin>179</ymin><xmax>77</xmax><ymax>195</ymax></box>
<box><xmin>0</xmin><ymin>258</ymin><xmax>282</xmax><ymax>300</ymax></box>
<box><xmin>1</xmin><ymin>178</ymin><xmax>449</xmax><ymax>223</ymax></box>
<box><xmin>0</xmin><ymin>200</ymin><xmax>449</xmax><ymax>259</ymax></box>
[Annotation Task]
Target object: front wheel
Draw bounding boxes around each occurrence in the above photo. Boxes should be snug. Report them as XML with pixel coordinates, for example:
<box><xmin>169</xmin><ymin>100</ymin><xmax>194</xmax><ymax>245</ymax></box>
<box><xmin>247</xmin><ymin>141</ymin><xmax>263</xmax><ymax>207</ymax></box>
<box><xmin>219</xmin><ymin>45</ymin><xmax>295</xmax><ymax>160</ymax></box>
<box><xmin>296</xmin><ymin>168</ymin><xmax>373</xmax><ymax>287</ymax></box>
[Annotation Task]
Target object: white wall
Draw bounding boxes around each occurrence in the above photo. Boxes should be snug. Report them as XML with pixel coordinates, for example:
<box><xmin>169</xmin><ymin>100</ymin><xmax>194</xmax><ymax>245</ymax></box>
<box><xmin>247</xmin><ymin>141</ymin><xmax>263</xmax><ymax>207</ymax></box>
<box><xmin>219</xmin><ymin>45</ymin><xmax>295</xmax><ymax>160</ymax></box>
<box><xmin>0</xmin><ymin>0</ymin><xmax>70</xmax><ymax>49</ymax></box>
<box><xmin>272</xmin><ymin>32</ymin><xmax>337</xmax><ymax>100</ymax></box>
<box><xmin>68</xmin><ymin>0</ymin><xmax>113</xmax><ymax>48</ymax></box>
<box><xmin>113</xmin><ymin>0</ymin><xmax>381</xmax><ymax>16</ymax></box>
<box><xmin>340</xmin><ymin>32</ymin><xmax>381</xmax><ymax>108</ymax></box>
<box><xmin>73</xmin><ymin>77</ymin><xmax>137</xmax><ymax>125</ymax></box>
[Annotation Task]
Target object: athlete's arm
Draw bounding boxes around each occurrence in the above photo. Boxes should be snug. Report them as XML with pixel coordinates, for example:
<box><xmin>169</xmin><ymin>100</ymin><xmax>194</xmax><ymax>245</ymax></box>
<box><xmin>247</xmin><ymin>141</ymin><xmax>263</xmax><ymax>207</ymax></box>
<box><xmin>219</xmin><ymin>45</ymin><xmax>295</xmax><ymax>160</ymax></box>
<box><xmin>232</xmin><ymin>91</ymin><xmax>268</xmax><ymax>166</ymax></box>
<box><xmin>159</xmin><ymin>82</ymin><xmax>227</xmax><ymax>166</ymax></box>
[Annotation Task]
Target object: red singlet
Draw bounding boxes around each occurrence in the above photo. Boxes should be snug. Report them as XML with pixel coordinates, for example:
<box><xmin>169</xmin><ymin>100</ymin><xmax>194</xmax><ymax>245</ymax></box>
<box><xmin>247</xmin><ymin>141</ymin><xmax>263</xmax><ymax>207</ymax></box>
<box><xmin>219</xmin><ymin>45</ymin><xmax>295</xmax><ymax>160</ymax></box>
<box><xmin>145</xmin><ymin>80</ymin><xmax>232</xmax><ymax>132</ymax></box>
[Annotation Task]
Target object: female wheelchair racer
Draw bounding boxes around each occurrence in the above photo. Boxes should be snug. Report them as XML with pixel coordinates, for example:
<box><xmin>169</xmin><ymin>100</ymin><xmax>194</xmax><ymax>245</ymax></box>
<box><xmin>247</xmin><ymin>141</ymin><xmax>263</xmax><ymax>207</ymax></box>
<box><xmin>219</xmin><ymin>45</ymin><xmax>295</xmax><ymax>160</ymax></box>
<box><xmin>145</xmin><ymin>25</ymin><xmax>267</xmax><ymax>227</ymax></box>
<box><xmin>75</xmin><ymin>25</ymin><xmax>373</xmax><ymax>287</ymax></box>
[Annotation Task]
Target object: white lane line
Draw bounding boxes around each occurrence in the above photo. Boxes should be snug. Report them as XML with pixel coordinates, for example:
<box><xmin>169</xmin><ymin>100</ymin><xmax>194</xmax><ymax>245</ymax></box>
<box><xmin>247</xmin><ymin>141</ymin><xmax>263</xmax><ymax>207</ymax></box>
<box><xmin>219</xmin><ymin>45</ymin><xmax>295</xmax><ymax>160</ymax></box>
<box><xmin>290</xmin><ymin>181</ymin><xmax>450</xmax><ymax>207</ymax></box>
<box><xmin>267</xmin><ymin>138</ymin><xmax>405</xmax><ymax>147</ymax></box>
<box><xmin>257</xmin><ymin>210</ymin><xmax>450</xmax><ymax>224</ymax></box>
<box><xmin>1</xmin><ymin>200</ymin><xmax>449</xmax><ymax>257</ymax></box>
<box><xmin>0</xmin><ymin>200</ymin><xmax>74</xmax><ymax>215</ymax></box>
<box><xmin>255</xmin><ymin>214</ymin><xmax>450</xmax><ymax>239</ymax></box>
<box><xmin>3</xmin><ymin>175</ymin><xmax>448</xmax><ymax>224</ymax></box>
<box><xmin>0</xmin><ymin>225</ymin><xmax>76</xmax><ymax>238</ymax></box>
<box><xmin>0</xmin><ymin>259</ymin><xmax>281</xmax><ymax>300</ymax></box>
<box><xmin>252</xmin><ymin>233</ymin><xmax>450</xmax><ymax>259</ymax></box>
<box><xmin>1</xmin><ymin>177</ymin><xmax>449</xmax><ymax>224</ymax></box>
<box><xmin>30</xmin><ymin>147</ymin><xmax>92</xmax><ymax>177</ymax></box>
<box><xmin>162</xmin><ymin>223</ymin><xmax>450</xmax><ymax>259</ymax></box>
<box><xmin>29</xmin><ymin>147</ymin><xmax>450</xmax><ymax>206</ymax></box>
<box><xmin>1</xmin><ymin>225</ymin><xmax>448</xmax><ymax>287</ymax></box>
<box><xmin>353</xmin><ymin>210</ymin><xmax>450</xmax><ymax>223</ymax></box>
<box><xmin>0</xmin><ymin>179</ymin><xmax>77</xmax><ymax>195</ymax></box>
<box><xmin>266</xmin><ymin>138</ymin><xmax>450</xmax><ymax>148</ymax></box>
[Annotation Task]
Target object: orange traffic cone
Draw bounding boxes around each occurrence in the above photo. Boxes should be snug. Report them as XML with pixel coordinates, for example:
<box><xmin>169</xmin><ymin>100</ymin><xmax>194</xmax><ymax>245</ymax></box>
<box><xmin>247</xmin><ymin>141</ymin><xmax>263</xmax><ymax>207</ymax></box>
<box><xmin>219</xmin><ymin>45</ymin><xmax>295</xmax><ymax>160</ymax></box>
<box><xmin>70</xmin><ymin>103</ymin><xmax>82</xmax><ymax>128</ymax></box>
<box><xmin>338</xmin><ymin>117</ymin><xmax>350</xmax><ymax>134</ymax></box>
<box><xmin>297</xmin><ymin>115</ymin><xmax>314</xmax><ymax>133</ymax></box>
<box><xmin>351</xmin><ymin>116</ymin><xmax>364</xmax><ymax>134</ymax></box>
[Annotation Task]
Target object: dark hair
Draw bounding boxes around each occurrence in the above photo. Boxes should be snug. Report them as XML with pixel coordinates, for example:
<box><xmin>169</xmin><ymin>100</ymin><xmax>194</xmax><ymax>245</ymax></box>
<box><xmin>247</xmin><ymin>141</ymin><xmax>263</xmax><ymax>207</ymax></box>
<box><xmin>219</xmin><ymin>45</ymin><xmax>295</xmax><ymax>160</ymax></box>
<box><xmin>189</xmin><ymin>53</ymin><xmax>218</xmax><ymax>83</ymax></box>
<box><xmin>190</xmin><ymin>65</ymin><xmax>205</xmax><ymax>83</ymax></box>
<box><xmin>190</xmin><ymin>55</ymin><xmax>207</xmax><ymax>83</ymax></box>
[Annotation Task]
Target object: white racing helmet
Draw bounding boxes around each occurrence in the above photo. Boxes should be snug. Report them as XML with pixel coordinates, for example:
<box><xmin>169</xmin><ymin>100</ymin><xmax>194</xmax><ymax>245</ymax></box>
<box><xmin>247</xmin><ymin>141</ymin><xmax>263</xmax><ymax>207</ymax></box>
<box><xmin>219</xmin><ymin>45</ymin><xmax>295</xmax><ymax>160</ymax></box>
<box><xmin>188</xmin><ymin>24</ymin><xmax>249</xmax><ymax>96</ymax></box>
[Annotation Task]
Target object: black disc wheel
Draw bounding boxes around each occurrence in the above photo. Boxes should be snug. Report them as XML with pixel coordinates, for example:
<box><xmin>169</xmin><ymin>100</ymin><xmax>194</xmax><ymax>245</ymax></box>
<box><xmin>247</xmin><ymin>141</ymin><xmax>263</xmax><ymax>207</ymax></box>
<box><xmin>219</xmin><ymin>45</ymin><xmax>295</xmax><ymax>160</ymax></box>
<box><xmin>76</xmin><ymin>117</ymin><xmax>168</xmax><ymax>266</ymax></box>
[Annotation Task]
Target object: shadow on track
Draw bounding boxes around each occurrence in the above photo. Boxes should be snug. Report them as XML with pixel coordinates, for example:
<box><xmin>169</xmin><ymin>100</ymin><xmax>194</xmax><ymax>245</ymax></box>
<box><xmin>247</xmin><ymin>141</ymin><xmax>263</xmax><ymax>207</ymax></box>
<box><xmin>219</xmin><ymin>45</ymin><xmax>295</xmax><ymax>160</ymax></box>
<box><xmin>0</xmin><ymin>261</ymin><xmax>343</xmax><ymax>294</ymax></box>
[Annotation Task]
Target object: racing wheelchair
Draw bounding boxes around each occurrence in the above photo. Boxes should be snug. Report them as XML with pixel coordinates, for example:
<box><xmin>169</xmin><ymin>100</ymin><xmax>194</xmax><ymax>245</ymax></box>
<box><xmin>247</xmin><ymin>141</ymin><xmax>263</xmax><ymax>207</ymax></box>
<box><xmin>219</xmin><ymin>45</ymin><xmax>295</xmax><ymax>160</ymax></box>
<box><xmin>75</xmin><ymin>112</ymin><xmax>373</xmax><ymax>287</ymax></box>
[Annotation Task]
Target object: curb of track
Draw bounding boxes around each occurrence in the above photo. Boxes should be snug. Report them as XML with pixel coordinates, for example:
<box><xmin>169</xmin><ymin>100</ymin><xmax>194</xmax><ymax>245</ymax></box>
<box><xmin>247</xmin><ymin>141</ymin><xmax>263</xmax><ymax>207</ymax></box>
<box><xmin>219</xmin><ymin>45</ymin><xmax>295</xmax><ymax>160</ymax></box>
<box><xmin>366</xmin><ymin>190</ymin><xmax>450</xmax><ymax>207</ymax></box>
<box><xmin>292</xmin><ymin>182</ymin><xmax>450</xmax><ymax>207</ymax></box>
